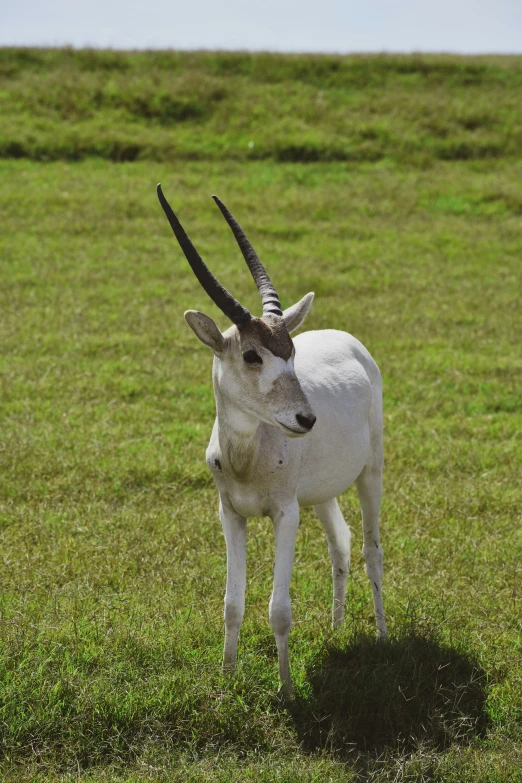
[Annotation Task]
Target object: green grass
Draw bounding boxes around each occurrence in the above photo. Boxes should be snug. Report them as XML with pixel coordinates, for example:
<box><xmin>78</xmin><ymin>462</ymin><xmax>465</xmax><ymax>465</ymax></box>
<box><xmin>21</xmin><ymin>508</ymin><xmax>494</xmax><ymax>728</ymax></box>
<box><xmin>1</xmin><ymin>48</ymin><xmax>522</xmax><ymax>164</ymax></box>
<box><xmin>0</xmin><ymin>49</ymin><xmax>521</xmax><ymax>782</ymax></box>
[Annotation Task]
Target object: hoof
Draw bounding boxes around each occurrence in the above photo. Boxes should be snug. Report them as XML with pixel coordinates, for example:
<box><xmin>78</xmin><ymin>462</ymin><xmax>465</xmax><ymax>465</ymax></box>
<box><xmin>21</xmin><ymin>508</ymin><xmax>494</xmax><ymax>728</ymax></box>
<box><xmin>278</xmin><ymin>680</ymin><xmax>295</xmax><ymax>700</ymax></box>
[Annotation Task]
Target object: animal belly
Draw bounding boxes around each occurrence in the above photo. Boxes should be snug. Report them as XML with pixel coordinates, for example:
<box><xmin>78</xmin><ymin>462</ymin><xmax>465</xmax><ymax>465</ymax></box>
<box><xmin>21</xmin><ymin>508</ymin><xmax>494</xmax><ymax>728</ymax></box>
<box><xmin>296</xmin><ymin>425</ymin><xmax>369</xmax><ymax>507</ymax></box>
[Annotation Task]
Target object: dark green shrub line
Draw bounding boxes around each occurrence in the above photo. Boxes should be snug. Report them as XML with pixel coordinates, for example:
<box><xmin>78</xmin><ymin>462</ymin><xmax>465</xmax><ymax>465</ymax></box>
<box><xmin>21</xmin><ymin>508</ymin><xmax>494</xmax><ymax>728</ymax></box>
<box><xmin>0</xmin><ymin>137</ymin><xmax>518</xmax><ymax>165</ymax></box>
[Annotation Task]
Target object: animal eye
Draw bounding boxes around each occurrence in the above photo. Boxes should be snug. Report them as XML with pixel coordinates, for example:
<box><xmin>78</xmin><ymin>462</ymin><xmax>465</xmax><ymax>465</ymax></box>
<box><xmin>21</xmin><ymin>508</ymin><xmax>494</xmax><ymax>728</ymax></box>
<box><xmin>243</xmin><ymin>350</ymin><xmax>263</xmax><ymax>365</ymax></box>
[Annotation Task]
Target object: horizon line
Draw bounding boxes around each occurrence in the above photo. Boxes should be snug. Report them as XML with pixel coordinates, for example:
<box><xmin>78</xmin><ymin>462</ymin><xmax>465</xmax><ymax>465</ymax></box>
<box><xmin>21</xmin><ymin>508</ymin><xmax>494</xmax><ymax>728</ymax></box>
<box><xmin>1</xmin><ymin>43</ymin><xmax>522</xmax><ymax>57</ymax></box>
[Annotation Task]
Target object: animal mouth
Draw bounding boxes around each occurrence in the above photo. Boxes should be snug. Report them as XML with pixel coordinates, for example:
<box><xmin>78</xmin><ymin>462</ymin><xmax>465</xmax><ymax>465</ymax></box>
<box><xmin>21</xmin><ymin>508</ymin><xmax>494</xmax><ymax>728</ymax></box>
<box><xmin>278</xmin><ymin>422</ymin><xmax>309</xmax><ymax>437</ymax></box>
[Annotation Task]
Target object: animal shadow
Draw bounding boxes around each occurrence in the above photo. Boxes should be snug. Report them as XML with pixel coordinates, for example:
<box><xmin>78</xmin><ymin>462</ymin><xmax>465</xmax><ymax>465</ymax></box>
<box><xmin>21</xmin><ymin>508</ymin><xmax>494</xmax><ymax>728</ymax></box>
<box><xmin>288</xmin><ymin>631</ymin><xmax>490</xmax><ymax>757</ymax></box>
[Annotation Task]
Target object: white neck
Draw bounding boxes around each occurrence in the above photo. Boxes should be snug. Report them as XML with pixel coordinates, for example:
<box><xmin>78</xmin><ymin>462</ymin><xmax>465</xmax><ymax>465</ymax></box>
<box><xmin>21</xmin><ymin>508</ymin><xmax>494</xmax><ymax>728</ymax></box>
<box><xmin>214</xmin><ymin>383</ymin><xmax>261</xmax><ymax>481</ymax></box>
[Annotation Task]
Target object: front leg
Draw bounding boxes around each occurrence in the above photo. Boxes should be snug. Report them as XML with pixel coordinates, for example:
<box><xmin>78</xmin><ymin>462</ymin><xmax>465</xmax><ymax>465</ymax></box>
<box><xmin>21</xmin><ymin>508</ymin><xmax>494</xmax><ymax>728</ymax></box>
<box><xmin>220</xmin><ymin>499</ymin><xmax>247</xmax><ymax>672</ymax></box>
<box><xmin>270</xmin><ymin>501</ymin><xmax>300</xmax><ymax>698</ymax></box>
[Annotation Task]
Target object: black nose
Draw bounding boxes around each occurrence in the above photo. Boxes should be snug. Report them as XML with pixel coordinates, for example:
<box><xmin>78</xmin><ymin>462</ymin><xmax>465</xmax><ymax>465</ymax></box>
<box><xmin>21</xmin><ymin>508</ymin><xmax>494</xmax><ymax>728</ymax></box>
<box><xmin>296</xmin><ymin>413</ymin><xmax>316</xmax><ymax>431</ymax></box>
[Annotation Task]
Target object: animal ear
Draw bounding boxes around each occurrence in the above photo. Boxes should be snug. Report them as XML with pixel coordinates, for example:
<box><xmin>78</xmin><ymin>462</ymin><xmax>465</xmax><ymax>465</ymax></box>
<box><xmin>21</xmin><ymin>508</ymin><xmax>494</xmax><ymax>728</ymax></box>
<box><xmin>184</xmin><ymin>310</ymin><xmax>225</xmax><ymax>355</ymax></box>
<box><xmin>282</xmin><ymin>292</ymin><xmax>314</xmax><ymax>334</ymax></box>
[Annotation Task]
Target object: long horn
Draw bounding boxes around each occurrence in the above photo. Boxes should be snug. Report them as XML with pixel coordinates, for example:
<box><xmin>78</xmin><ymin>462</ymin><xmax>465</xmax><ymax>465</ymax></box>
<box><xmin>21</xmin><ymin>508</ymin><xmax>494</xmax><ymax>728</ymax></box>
<box><xmin>157</xmin><ymin>185</ymin><xmax>251</xmax><ymax>326</ymax></box>
<box><xmin>212</xmin><ymin>195</ymin><xmax>283</xmax><ymax>317</ymax></box>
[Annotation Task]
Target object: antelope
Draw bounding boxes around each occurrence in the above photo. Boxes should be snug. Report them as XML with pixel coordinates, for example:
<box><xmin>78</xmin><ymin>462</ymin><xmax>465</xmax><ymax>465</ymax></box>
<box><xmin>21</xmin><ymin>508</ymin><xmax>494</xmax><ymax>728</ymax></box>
<box><xmin>157</xmin><ymin>185</ymin><xmax>387</xmax><ymax>696</ymax></box>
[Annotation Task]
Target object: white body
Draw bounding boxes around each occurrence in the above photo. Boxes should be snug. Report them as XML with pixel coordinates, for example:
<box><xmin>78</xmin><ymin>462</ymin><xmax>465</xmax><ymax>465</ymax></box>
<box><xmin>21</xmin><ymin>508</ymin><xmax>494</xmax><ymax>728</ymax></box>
<box><xmin>202</xmin><ymin>323</ymin><xmax>387</xmax><ymax>695</ymax></box>
<box><xmin>207</xmin><ymin>330</ymin><xmax>381</xmax><ymax>515</ymax></box>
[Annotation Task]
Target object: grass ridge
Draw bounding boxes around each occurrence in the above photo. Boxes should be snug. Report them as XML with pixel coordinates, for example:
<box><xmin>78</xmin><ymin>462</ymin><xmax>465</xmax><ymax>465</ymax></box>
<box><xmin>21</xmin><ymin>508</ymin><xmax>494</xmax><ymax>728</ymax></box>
<box><xmin>1</xmin><ymin>48</ymin><xmax>521</xmax><ymax>164</ymax></box>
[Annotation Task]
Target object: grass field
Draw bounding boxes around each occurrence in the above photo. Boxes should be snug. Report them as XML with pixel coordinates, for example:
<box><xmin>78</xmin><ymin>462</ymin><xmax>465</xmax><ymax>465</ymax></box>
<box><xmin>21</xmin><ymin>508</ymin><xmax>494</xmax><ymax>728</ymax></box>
<box><xmin>0</xmin><ymin>50</ymin><xmax>521</xmax><ymax>781</ymax></box>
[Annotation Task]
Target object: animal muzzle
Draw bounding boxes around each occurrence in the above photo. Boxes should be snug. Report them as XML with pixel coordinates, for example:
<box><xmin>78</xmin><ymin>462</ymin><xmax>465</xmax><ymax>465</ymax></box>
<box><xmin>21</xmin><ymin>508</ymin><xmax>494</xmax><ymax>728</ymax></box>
<box><xmin>275</xmin><ymin>409</ymin><xmax>316</xmax><ymax>436</ymax></box>
<box><xmin>271</xmin><ymin>373</ymin><xmax>316</xmax><ymax>436</ymax></box>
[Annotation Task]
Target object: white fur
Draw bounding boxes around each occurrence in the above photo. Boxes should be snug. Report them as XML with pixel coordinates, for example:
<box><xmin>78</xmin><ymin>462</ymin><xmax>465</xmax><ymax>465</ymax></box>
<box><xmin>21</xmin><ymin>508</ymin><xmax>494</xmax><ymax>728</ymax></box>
<box><xmin>189</xmin><ymin>295</ymin><xmax>387</xmax><ymax>696</ymax></box>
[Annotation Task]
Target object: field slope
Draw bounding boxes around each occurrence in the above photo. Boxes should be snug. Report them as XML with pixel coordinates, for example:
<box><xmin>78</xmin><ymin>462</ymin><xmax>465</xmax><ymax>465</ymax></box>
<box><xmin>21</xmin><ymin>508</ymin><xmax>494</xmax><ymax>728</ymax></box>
<box><xmin>0</xmin><ymin>50</ymin><xmax>521</xmax><ymax>782</ymax></box>
<box><xmin>1</xmin><ymin>48</ymin><xmax>522</xmax><ymax>165</ymax></box>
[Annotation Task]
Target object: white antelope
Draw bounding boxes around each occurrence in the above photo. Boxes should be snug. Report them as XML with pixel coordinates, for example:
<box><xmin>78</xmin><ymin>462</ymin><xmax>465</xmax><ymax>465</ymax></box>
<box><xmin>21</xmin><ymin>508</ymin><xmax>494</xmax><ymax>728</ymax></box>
<box><xmin>157</xmin><ymin>185</ymin><xmax>387</xmax><ymax>696</ymax></box>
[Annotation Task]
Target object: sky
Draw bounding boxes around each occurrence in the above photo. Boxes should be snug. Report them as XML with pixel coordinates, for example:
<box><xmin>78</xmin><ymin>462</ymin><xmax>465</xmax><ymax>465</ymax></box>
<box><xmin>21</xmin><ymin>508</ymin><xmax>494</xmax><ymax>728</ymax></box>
<box><xmin>1</xmin><ymin>0</ymin><xmax>522</xmax><ymax>53</ymax></box>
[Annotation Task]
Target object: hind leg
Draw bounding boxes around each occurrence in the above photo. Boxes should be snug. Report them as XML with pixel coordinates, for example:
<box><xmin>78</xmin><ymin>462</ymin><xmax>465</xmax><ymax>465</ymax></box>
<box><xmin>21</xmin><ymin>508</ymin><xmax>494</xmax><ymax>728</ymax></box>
<box><xmin>356</xmin><ymin>465</ymin><xmax>387</xmax><ymax>637</ymax></box>
<box><xmin>314</xmin><ymin>498</ymin><xmax>351</xmax><ymax>628</ymax></box>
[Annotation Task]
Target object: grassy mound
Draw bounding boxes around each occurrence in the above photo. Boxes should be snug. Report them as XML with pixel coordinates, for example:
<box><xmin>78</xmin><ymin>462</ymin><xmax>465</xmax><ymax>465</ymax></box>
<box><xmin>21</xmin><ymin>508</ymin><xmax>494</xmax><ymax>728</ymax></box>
<box><xmin>1</xmin><ymin>48</ymin><xmax>521</xmax><ymax>163</ymax></box>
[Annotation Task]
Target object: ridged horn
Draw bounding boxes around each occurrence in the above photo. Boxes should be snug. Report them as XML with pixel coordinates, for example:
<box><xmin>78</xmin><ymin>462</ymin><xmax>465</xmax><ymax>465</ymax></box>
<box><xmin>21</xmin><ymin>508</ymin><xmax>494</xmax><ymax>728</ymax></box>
<box><xmin>157</xmin><ymin>185</ymin><xmax>251</xmax><ymax>326</ymax></box>
<box><xmin>212</xmin><ymin>195</ymin><xmax>283</xmax><ymax>317</ymax></box>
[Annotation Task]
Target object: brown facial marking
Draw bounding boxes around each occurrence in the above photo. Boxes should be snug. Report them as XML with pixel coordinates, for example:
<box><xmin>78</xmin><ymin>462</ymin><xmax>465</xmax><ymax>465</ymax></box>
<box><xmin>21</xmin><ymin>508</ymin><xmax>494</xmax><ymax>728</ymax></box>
<box><xmin>238</xmin><ymin>315</ymin><xmax>293</xmax><ymax>361</ymax></box>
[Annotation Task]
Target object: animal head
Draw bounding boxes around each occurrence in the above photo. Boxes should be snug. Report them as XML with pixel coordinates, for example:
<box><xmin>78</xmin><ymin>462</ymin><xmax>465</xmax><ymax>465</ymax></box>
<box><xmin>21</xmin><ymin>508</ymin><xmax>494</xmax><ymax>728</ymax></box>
<box><xmin>157</xmin><ymin>185</ymin><xmax>316</xmax><ymax>436</ymax></box>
